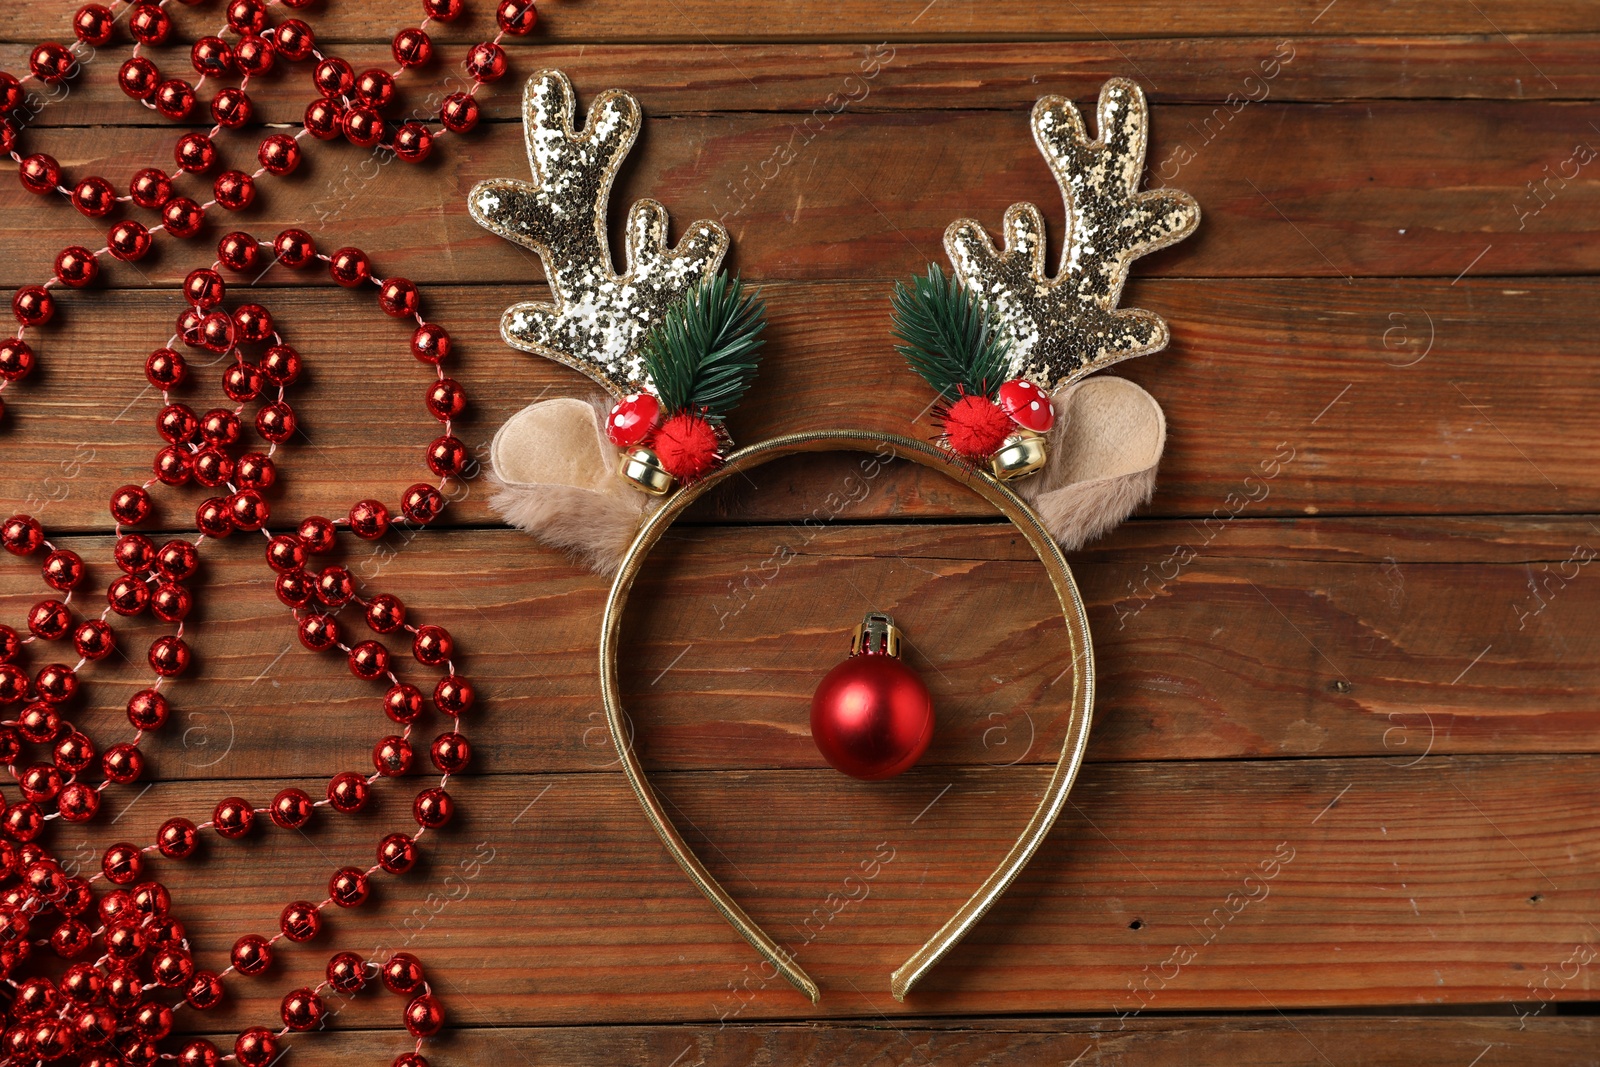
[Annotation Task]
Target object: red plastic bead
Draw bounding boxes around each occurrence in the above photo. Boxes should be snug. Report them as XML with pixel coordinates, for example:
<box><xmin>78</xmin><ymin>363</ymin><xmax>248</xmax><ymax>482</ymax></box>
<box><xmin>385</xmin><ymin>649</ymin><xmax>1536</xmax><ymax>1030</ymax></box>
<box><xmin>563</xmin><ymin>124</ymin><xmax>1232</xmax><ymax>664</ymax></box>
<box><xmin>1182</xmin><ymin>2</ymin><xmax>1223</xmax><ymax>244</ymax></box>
<box><xmin>41</xmin><ymin>548</ymin><xmax>84</xmax><ymax>590</ymax></box>
<box><xmin>228</xmin><ymin>490</ymin><xmax>269</xmax><ymax>532</ymax></box>
<box><xmin>111</xmin><ymin>484</ymin><xmax>152</xmax><ymax>525</ymax></box>
<box><xmin>392</xmin><ymin>27</ymin><xmax>434</xmax><ymax>67</ymax></box>
<box><xmin>35</xmin><ymin>662</ymin><xmax>78</xmax><ymax>702</ymax></box>
<box><xmin>73</xmin><ymin>619</ymin><xmax>114</xmax><ymax>660</ymax></box>
<box><xmin>413</xmin><ymin>625</ymin><xmax>454</xmax><ymax>666</ymax></box>
<box><xmin>71</xmin><ymin>176</ymin><xmax>115</xmax><ymax>218</ymax></box>
<box><xmin>231</xmin><ymin>934</ymin><xmax>272</xmax><ymax>976</ymax></box>
<box><xmin>440</xmin><ymin>91</ymin><xmax>480</xmax><ymax>133</ymax></box>
<box><xmin>74</xmin><ymin>5</ymin><xmax>116</xmax><ymax>45</ymax></box>
<box><xmin>236</xmin><ymin>34</ymin><xmax>275</xmax><ymax>76</ymax></box>
<box><xmin>326</xmin><ymin>951</ymin><xmax>368</xmax><ymax>993</ymax></box>
<box><xmin>366</xmin><ymin>594</ymin><xmax>406</xmax><ymax>632</ymax></box>
<box><xmin>299</xmin><ymin>516</ymin><xmax>336</xmax><ymax>553</ymax></box>
<box><xmin>281</xmin><ymin>986</ymin><xmax>325</xmax><ymax>1031</ymax></box>
<box><xmin>155</xmin><ymin>79</ymin><xmax>196</xmax><ymax>119</ymax></box>
<box><xmin>403</xmin><ymin>483</ymin><xmax>445</xmax><ymax>524</ymax></box>
<box><xmin>152</xmin><ymin>583</ymin><xmax>192</xmax><ymax>623</ymax></box>
<box><xmin>435</xmin><ymin>674</ymin><xmax>475</xmax><ymax>715</ymax></box>
<box><xmin>213</xmin><ymin>169</ymin><xmax>255</xmax><ymax>210</ymax></box>
<box><xmin>327</xmin><ymin>771</ymin><xmax>371</xmax><ymax>813</ymax></box>
<box><xmin>379</xmin><ymin>277</ymin><xmax>420</xmax><ymax>317</ymax></box>
<box><xmin>54</xmin><ymin>246</ymin><xmax>99</xmax><ymax>288</ymax></box>
<box><xmin>356</xmin><ymin>68</ymin><xmax>396</xmax><ymax>108</ymax></box>
<box><xmin>191</xmin><ymin>36</ymin><xmax>235</xmax><ymax>76</ymax></box>
<box><xmin>275</xmin><ymin>19</ymin><xmax>315</xmax><ymax>62</ymax></box>
<box><xmin>192</xmin><ymin>447</ymin><xmax>234</xmax><ymax>488</ymax></box>
<box><xmin>226</xmin><ymin>0</ymin><xmax>268</xmax><ymax>34</ymax></box>
<box><xmin>349</xmin><ymin>498</ymin><xmax>390</xmax><ymax>539</ymax></box>
<box><xmin>158</xmin><ymin>817</ymin><xmax>198</xmax><ymax>859</ymax></box>
<box><xmin>385</xmin><ymin>683</ymin><xmax>425</xmax><ymax>724</ymax></box>
<box><xmin>329</xmin><ymin>247</ymin><xmax>371</xmax><ymax>287</ymax></box>
<box><xmin>2</xmin><ymin>515</ymin><xmax>44</xmax><ymax>555</ymax></box>
<box><xmin>467</xmin><ymin>41</ymin><xmax>508</xmax><ymax>82</ymax></box>
<box><xmin>157</xmin><ymin>539</ymin><xmax>200</xmax><ymax>580</ymax></box>
<box><xmin>212</xmin><ymin>797</ymin><xmax>254</xmax><ymax>839</ymax></box>
<box><xmin>175</xmin><ymin>132</ymin><xmax>217</xmax><ymax>174</ymax></box>
<box><xmin>270</xmin><ymin>787</ymin><xmax>314</xmax><ymax>830</ymax></box>
<box><xmin>130</xmin><ymin>168</ymin><xmax>173</xmax><ymax>210</ymax></box>
<box><xmin>13</xmin><ymin>286</ymin><xmax>55</xmax><ymax>327</ymax></box>
<box><xmin>394</xmin><ymin>121</ymin><xmax>434</xmax><ymax>163</ymax></box>
<box><xmin>257</xmin><ymin>134</ymin><xmax>300</xmax><ymax>176</ymax></box>
<box><xmin>374</xmin><ymin>735</ymin><xmax>413</xmax><ymax>776</ymax></box>
<box><xmin>237</xmin><ymin>451</ymin><xmax>276</xmax><ymax>490</ymax></box>
<box><xmin>32</xmin><ymin>42</ymin><xmax>77</xmax><ymax>83</ymax></box>
<box><xmin>0</xmin><ymin>339</ymin><xmax>36</xmax><ymax>382</ymax></box>
<box><xmin>115</xmin><ymin>532</ymin><xmax>156</xmax><ymax>573</ymax></box>
<box><xmin>427</xmin><ymin>435</ymin><xmax>469</xmax><ymax>476</ymax></box>
<box><xmin>425</xmin><ymin>0</ymin><xmax>465</xmax><ymax>18</ymax></box>
<box><xmin>263</xmin><ymin>344</ymin><xmax>302</xmax><ymax>384</ymax></box>
<box><xmin>201</xmin><ymin>408</ymin><xmax>242</xmax><ymax>445</ymax></box>
<box><xmin>102</xmin><ymin>843</ymin><xmax>143</xmax><ymax>885</ymax></box>
<box><xmin>130</xmin><ymin>3</ymin><xmax>172</xmax><ymax>44</ymax></box>
<box><xmin>315</xmin><ymin>565</ymin><xmax>355</xmax><ymax>607</ymax></box>
<box><xmin>18</xmin><ymin>154</ymin><xmax>61</xmax><ymax>195</ymax></box>
<box><xmin>304</xmin><ymin>96</ymin><xmax>342</xmax><ymax>139</ymax></box>
<box><xmin>148</xmin><ymin>634</ymin><xmax>191</xmax><ymax>676</ymax></box>
<box><xmin>349</xmin><ymin>640</ymin><xmax>390</xmax><ymax>680</ymax></box>
<box><xmin>274</xmin><ymin>229</ymin><xmax>316</xmax><ymax>268</ymax></box>
<box><xmin>298</xmin><ymin>614</ymin><xmax>339</xmax><ymax>651</ymax></box>
<box><xmin>256</xmin><ymin>401</ymin><xmax>297</xmax><ymax>442</ymax></box>
<box><xmin>107</xmin><ymin>575</ymin><xmax>150</xmax><ymax>616</ymax></box>
<box><xmin>497</xmin><ymin>0</ymin><xmax>540</xmax><ymax>33</ymax></box>
<box><xmin>196</xmin><ymin>497</ymin><xmax>233</xmax><ymax>537</ymax></box>
<box><xmin>382</xmin><ymin>952</ymin><xmax>425</xmax><ymax>995</ymax></box>
<box><xmin>412</xmin><ymin>322</ymin><xmax>451</xmax><ymax>363</ymax></box>
<box><xmin>162</xmin><ymin>196</ymin><xmax>205</xmax><ymax>239</ymax></box>
<box><xmin>279</xmin><ymin>900</ymin><xmax>321</xmax><ymax>942</ymax></box>
<box><xmin>235</xmin><ymin>1027</ymin><xmax>279</xmax><ymax>1067</ymax></box>
<box><xmin>329</xmin><ymin>866</ymin><xmax>370</xmax><ymax>907</ymax></box>
<box><xmin>211</xmin><ymin>87</ymin><xmax>253</xmax><ymax>129</ymax></box>
<box><xmin>223</xmin><ymin>361</ymin><xmax>264</xmax><ymax>402</ymax></box>
<box><xmin>413</xmin><ymin>787</ymin><xmax>454</xmax><ymax>828</ymax></box>
<box><xmin>276</xmin><ymin>570</ymin><xmax>312</xmax><ymax>608</ymax></box>
<box><xmin>109</xmin><ymin>220</ymin><xmax>154</xmax><ymax>262</ymax></box>
<box><xmin>343</xmin><ymin>105</ymin><xmax>384</xmax><ymax>148</ymax></box>
<box><xmin>185</xmin><ymin>973</ymin><xmax>224</xmax><ymax>1012</ymax></box>
<box><xmin>313</xmin><ymin>57</ymin><xmax>355</xmax><ymax>95</ymax></box>
<box><xmin>405</xmin><ymin>993</ymin><xmax>445</xmax><ymax>1037</ymax></box>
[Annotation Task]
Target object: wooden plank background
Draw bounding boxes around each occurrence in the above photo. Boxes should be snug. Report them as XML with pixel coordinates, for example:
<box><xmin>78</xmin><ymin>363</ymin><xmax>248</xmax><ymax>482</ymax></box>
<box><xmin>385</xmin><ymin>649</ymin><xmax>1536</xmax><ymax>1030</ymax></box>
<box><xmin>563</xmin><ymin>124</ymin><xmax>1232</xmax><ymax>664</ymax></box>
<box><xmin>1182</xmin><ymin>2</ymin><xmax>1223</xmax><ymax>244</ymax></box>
<box><xmin>2</xmin><ymin>1</ymin><xmax>1598</xmax><ymax>1062</ymax></box>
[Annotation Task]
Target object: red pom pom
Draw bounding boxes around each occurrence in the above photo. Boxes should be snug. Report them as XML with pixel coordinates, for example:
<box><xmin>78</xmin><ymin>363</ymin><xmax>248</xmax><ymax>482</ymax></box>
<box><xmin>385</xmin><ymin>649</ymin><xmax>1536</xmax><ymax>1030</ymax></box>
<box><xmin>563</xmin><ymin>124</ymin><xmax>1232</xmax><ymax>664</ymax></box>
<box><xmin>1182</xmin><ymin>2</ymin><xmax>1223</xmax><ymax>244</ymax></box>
<box><xmin>941</xmin><ymin>394</ymin><xmax>1012</xmax><ymax>460</ymax></box>
<box><xmin>652</xmin><ymin>413</ymin><xmax>721</xmax><ymax>481</ymax></box>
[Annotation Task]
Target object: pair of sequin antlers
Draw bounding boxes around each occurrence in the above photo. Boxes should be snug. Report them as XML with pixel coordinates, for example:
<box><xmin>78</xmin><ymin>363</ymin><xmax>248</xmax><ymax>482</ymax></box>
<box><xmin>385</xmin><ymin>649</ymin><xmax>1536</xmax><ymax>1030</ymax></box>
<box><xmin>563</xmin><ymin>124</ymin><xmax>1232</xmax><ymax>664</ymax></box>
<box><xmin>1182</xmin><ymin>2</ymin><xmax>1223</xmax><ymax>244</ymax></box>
<box><xmin>470</xmin><ymin>71</ymin><xmax>1199</xmax><ymax>1000</ymax></box>
<box><xmin>472</xmin><ymin>71</ymin><xmax>1198</xmax><ymax>570</ymax></box>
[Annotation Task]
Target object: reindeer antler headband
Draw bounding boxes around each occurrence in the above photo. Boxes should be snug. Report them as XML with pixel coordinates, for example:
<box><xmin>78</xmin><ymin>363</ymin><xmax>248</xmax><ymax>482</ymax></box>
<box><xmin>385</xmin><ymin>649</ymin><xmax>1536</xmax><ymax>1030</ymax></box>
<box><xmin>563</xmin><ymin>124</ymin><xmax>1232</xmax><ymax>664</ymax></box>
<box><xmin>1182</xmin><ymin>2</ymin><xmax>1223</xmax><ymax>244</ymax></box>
<box><xmin>472</xmin><ymin>71</ymin><xmax>1198</xmax><ymax>1001</ymax></box>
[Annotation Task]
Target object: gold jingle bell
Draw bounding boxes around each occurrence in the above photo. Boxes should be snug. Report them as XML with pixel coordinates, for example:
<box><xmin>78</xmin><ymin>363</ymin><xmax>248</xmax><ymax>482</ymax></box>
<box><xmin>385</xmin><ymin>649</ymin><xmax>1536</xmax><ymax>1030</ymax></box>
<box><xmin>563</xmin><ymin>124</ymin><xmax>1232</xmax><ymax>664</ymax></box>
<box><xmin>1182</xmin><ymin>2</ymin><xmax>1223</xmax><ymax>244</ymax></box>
<box><xmin>989</xmin><ymin>428</ymin><xmax>1048</xmax><ymax>481</ymax></box>
<box><xmin>619</xmin><ymin>447</ymin><xmax>675</xmax><ymax>495</ymax></box>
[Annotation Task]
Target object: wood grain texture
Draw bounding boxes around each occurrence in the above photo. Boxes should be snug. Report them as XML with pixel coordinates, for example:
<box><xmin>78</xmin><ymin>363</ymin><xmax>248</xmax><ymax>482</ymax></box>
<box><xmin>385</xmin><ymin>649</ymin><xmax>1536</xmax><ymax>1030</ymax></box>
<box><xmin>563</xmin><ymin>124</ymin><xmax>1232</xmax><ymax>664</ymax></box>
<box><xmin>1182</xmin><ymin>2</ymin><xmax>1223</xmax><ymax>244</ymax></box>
<box><xmin>166</xmin><ymin>1017</ymin><xmax>1600</xmax><ymax>1067</ymax></box>
<box><xmin>43</xmin><ymin>754</ymin><xmax>1600</xmax><ymax>1025</ymax></box>
<box><xmin>1</xmin><ymin>280</ymin><xmax>1594</xmax><ymax>528</ymax></box>
<box><xmin>11</xmin><ymin>38</ymin><xmax>1600</xmax><ymax>127</ymax></box>
<box><xmin>5</xmin><ymin>1</ymin><xmax>1599</xmax><ymax>41</ymax></box>
<box><xmin>3</xmin><ymin>520</ymin><xmax>1595</xmax><ymax>783</ymax></box>
<box><xmin>5</xmin><ymin>99</ymin><xmax>1598</xmax><ymax>286</ymax></box>
<box><xmin>2</xmin><ymin>5</ymin><xmax>1596</xmax><ymax>1056</ymax></box>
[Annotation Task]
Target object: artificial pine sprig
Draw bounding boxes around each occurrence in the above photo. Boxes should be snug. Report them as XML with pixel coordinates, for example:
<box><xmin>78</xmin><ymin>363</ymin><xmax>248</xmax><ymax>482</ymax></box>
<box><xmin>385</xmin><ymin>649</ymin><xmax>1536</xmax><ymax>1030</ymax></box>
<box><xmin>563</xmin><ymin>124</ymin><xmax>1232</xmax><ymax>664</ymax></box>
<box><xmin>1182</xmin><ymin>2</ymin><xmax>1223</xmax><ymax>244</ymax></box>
<box><xmin>642</xmin><ymin>272</ymin><xmax>766</xmax><ymax>420</ymax></box>
<box><xmin>891</xmin><ymin>264</ymin><xmax>1012</xmax><ymax>401</ymax></box>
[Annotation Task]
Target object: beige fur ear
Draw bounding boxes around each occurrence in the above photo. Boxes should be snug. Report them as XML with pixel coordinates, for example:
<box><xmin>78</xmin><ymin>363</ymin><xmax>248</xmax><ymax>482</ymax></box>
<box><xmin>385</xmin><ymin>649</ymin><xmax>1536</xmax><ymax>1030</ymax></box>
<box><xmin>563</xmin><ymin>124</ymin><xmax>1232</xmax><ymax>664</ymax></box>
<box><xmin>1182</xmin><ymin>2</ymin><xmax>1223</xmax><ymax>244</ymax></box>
<box><xmin>1014</xmin><ymin>376</ymin><xmax>1166</xmax><ymax>550</ymax></box>
<box><xmin>488</xmin><ymin>397</ymin><xmax>653</xmax><ymax>574</ymax></box>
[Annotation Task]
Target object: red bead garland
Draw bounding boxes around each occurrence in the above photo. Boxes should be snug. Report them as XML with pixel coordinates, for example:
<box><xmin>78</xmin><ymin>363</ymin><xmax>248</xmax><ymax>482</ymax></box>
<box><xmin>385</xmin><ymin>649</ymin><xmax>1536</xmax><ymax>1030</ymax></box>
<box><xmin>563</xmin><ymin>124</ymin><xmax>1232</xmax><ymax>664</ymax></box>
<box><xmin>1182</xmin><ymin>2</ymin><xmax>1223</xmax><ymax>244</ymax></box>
<box><xmin>0</xmin><ymin>0</ymin><xmax>542</xmax><ymax>428</ymax></box>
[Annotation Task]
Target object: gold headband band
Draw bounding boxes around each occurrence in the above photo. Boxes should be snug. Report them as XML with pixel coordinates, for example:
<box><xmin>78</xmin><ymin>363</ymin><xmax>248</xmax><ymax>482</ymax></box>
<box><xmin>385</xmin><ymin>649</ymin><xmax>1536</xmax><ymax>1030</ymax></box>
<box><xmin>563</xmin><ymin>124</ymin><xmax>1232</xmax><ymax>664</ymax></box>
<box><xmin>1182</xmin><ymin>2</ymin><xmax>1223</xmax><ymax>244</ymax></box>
<box><xmin>598</xmin><ymin>429</ymin><xmax>1096</xmax><ymax>1002</ymax></box>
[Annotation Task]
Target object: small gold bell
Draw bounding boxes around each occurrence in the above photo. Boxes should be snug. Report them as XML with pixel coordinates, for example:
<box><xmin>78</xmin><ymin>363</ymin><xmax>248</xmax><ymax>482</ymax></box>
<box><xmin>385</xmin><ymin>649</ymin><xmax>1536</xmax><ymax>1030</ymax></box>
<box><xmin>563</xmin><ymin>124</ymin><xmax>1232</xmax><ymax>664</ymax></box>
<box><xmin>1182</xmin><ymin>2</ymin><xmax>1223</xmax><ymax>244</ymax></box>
<box><xmin>989</xmin><ymin>428</ymin><xmax>1048</xmax><ymax>481</ymax></box>
<box><xmin>619</xmin><ymin>446</ymin><xmax>675</xmax><ymax>495</ymax></box>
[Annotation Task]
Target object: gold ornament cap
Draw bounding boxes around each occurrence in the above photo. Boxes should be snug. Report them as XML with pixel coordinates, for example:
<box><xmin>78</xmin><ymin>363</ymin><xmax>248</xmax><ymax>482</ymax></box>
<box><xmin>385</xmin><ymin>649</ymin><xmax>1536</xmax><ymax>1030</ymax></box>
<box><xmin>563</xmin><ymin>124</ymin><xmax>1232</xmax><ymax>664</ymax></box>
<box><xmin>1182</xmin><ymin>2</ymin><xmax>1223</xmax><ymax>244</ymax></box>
<box><xmin>990</xmin><ymin>428</ymin><xmax>1049</xmax><ymax>481</ymax></box>
<box><xmin>850</xmin><ymin>611</ymin><xmax>903</xmax><ymax>658</ymax></box>
<box><xmin>619</xmin><ymin>447</ymin><xmax>674</xmax><ymax>495</ymax></box>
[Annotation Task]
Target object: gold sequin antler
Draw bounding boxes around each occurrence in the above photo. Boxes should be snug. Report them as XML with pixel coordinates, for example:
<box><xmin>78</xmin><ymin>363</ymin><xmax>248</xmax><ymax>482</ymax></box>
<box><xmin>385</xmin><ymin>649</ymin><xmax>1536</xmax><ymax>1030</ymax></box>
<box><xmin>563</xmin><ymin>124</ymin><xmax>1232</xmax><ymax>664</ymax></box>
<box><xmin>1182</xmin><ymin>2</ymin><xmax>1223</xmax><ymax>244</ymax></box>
<box><xmin>945</xmin><ymin>79</ymin><xmax>1200</xmax><ymax>392</ymax></box>
<box><xmin>469</xmin><ymin>71</ymin><xmax>730</xmax><ymax>396</ymax></box>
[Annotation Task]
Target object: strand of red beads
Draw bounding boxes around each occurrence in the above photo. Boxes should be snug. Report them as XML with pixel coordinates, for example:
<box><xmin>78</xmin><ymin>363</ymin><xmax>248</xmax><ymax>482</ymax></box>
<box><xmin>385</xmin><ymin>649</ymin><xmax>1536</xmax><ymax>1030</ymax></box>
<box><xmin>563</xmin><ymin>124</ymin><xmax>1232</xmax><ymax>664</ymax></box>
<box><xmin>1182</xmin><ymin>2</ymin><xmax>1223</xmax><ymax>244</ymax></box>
<box><xmin>0</xmin><ymin>0</ymin><xmax>539</xmax><ymax>426</ymax></box>
<box><xmin>0</xmin><ymin>236</ymin><xmax>474</xmax><ymax>1065</ymax></box>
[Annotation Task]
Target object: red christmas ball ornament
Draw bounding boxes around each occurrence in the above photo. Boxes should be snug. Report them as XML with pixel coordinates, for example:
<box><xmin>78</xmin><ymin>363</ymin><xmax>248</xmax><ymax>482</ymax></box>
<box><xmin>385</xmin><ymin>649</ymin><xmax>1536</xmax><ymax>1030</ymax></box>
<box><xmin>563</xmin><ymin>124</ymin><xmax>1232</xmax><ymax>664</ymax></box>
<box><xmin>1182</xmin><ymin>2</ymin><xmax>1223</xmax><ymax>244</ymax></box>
<box><xmin>809</xmin><ymin>612</ymin><xmax>934</xmax><ymax>781</ymax></box>
<box><xmin>996</xmin><ymin>378</ymin><xmax>1055</xmax><ymax>433</ymax></box>
<box><xmin>652</xmin><ymin>411</ymin><xmax>722</xmax><ymax>481</ymax></box>
<box><xmin>940</xmin><ymin>392</ymin><xmax>1012</xmax><ymax>460</ymax></box>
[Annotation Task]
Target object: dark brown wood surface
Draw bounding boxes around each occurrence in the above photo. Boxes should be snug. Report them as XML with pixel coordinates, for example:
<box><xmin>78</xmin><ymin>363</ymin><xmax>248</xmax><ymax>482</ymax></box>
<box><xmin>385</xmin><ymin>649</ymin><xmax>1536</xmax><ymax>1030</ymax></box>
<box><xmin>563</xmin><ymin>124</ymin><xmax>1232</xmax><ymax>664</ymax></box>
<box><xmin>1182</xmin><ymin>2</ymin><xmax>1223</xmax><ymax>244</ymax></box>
<box><xmin>1</xmin><ymin>1</ymin><xmax>1597</xmax><ymax>1063</ymax></box>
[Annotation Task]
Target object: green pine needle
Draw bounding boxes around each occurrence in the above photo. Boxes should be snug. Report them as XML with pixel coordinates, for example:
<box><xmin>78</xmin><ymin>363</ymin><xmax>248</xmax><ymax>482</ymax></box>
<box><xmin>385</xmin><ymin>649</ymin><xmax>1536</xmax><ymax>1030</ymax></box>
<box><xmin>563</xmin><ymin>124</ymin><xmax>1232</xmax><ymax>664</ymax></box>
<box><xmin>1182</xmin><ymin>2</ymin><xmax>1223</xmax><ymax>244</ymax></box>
<box><xmin>891</xmin><ymin>264</ymin><xmax>1012</xmax><ymax>401</ymax></box>
<box><xmin>642</xmin><ymin>272</ymin><xmax>767</xmax><ymax>420</ymax></box>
